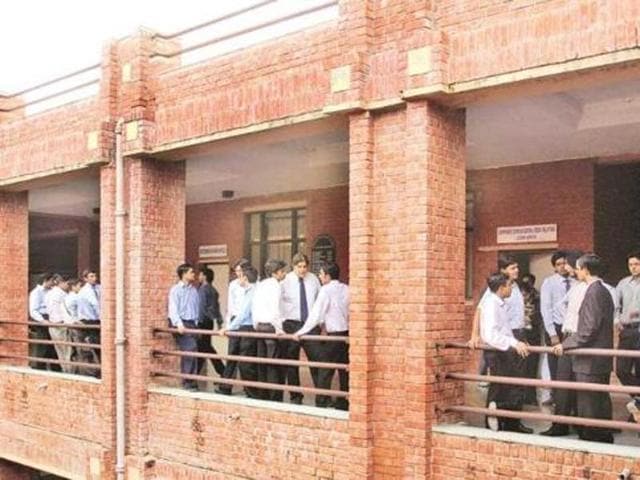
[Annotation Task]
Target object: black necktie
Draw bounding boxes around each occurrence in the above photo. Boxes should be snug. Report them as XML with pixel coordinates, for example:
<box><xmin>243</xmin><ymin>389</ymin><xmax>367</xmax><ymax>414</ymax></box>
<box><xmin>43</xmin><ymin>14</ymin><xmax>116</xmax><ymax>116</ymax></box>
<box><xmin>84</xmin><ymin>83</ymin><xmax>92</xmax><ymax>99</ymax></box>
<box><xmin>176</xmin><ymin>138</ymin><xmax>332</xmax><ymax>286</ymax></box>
<box><xmin>299</xmin><ymin>277</ymin><xmax>308</xmax><ymax>322</ymax></box>
<box><xmin>564</xmin><ymin>278</ymin><xmax>571</xmax><ymax>293</ymax></box>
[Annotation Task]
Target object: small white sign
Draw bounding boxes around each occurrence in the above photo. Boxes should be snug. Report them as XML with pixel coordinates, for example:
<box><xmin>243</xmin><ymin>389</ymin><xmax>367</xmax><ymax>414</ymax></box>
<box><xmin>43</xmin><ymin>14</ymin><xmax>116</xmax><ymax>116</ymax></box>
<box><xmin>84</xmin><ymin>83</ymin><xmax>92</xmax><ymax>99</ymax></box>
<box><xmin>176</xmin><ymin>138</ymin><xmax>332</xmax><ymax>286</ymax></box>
<box><xmin>198</xmin><ymin>244</ymin><xmax>228</xmax><ymax>259</ymax></box>
<box><xmin>497</xmin><ymin>224</ymin><xmax>557</xmax><ymax>244</ymax></box>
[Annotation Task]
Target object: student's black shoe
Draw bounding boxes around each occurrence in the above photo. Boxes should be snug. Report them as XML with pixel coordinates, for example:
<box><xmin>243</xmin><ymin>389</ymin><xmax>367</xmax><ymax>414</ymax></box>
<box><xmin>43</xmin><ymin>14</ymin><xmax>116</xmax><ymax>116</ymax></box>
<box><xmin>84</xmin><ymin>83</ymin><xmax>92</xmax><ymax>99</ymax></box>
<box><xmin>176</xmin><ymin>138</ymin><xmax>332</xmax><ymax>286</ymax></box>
<box><xmin>540</xmin><ymin>425</ymin><xmax>569</xmax><ymax>436</ymax></box>
<box><xmin>290</xmin><ymin>396</ymin><xmax>303</xmax><ymax>405</ymax></box>
<box><xmin>214</xmin><ymin>386</ymin><xmax>232</xmax><ymax>395</ymax></box>
<box><xmin>505</xmin><ymin>422</ymin><xmax>533</xmax><ymax>434</ymax></box>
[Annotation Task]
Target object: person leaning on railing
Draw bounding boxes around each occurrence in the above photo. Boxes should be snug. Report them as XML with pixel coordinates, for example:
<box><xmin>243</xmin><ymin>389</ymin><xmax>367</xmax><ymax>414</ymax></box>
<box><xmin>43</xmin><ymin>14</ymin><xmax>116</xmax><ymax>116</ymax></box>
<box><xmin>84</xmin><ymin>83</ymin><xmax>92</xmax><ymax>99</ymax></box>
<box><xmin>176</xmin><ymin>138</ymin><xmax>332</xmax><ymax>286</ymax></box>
<box><xmin>293</xmin><ymin>261</ymin><xmax>349</xmax><ymax>410</ymax></box>
<box><xmin>28</xmin><ymin>272</ymin><xmax>59</xmax><ymax>371</ymax></box>
<box><xmin>251</xmin><ymin>258</ymin><xmax>288</xmax><ymax>402</ymax></box>
<box><xmin>615</xmin><ymin>250</ymin><xmax>640</xmax><ymax>422</ymax></box>
<box><xmin>77</xmin><ymin>269</ymin><xmax>102</xmax><ymax>375</ymax></box>
<box><xmin>168</xmin><ymin>263</ymin><xmax>201</xmax><ymax>391</ymax></box>
<box><xmin>479</xmin><ymin>272</ymin><xmax>531</xmax><ymax>433</ymax></box>
<box><xmin>551</xmin><ymin>253</ymin><xmax>615</xmax><ymax>444</ymax></box>
<box><xmin>44</xmin><ymin>274</ymin><xmax>74</xmax><ymax>374</ymax></box>
<box><xmin>217</xmin><ymin>264</ymin><xmax>262</xmax><ymax>399</ymax></box>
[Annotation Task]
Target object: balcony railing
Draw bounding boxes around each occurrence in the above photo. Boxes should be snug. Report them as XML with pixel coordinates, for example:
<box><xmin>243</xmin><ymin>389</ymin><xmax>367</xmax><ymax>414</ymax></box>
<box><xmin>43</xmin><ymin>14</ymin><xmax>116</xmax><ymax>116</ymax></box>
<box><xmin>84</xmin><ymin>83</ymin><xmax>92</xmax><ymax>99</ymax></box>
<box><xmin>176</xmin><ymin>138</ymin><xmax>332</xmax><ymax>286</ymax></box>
<box><xmin>438</xmin><ymin>342</ymin><xmax>640</xmax><ymax>435</ymax></box>
<box><xmin>0</xmin><ymin>320</ymin><xmax>101</xmax><ymax>376</ymax></box>
<box><xmin>153</xmin><ymin>325</ymin><xmax>349</xmax><ymax>407</ymax></box>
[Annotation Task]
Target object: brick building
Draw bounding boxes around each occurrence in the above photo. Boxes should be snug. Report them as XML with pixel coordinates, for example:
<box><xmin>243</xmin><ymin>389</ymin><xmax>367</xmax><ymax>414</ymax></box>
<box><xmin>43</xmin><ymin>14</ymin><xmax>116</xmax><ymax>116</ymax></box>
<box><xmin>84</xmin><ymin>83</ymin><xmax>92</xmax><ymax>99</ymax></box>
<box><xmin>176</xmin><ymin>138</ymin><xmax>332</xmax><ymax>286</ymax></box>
<box><xmin>1</xmin><ymin>1</ymin><xmax>640</xmax><ymax>478</ymax></box>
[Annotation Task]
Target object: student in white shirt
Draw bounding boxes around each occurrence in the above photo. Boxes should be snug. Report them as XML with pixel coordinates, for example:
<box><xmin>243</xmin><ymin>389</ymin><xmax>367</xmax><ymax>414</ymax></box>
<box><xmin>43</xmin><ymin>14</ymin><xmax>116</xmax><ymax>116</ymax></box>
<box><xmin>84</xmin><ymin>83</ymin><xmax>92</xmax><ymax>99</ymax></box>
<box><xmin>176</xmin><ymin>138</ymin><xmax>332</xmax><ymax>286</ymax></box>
<box><xmin>221</xmin><ymin>258</ymin><xmax>250</xmax><ymax>386</ymax></box>
<box><xmin>28</xmin><ymin>272</ymin><xmax>56</xmax><ymax>371</ymax></box>
<box><xmin>45</xmin><ymin>274</ymin><xmax>73</xmax><ymax>373</ymax></box>
<box><xmin>480</xmin><ymin>272</ymin><xmax>531</xmax><ymax>433</ymax></box>
<box><xmin>295</xmin><ymin>262</ymin><xmax>349</xmax><ymax>410</ymax></box>
<box><xmin>251</xmin><ymin>258</ymin><xmax>287</xmax><ymax>402</ymax></box>
<box><xmin>280</xmin><ymin>253</ymin><xmax>321</xmax><ymax>404</ymax></box>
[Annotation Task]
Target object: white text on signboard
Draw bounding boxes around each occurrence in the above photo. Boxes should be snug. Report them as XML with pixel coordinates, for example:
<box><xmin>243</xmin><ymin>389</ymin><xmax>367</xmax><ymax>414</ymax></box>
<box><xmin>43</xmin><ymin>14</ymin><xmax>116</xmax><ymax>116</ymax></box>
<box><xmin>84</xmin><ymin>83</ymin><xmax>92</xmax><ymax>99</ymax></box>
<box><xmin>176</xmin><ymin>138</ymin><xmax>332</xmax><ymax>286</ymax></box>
<box><xmin>497</xmin><ymin>224</ymin><xmax>557</xmax><ymax>244</ymax></box>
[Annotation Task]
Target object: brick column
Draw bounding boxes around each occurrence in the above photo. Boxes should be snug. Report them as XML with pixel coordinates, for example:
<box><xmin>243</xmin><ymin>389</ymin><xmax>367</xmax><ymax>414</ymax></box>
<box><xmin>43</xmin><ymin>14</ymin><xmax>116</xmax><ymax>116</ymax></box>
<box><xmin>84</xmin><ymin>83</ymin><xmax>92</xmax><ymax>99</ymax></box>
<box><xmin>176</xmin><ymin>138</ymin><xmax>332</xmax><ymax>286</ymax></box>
<box><xmin>348</xmin><ymin>101</ymin><xmax>465</xmax><ymax>479</ymax></box>
<box><xmin>124</xmin><ymin>158</ymin><xmax>185</xmax><ymax>463</ymax></box>
<box><xmin>0</xmin><ymin>191</ymin><xmax>28</xmax><ymax>363</ymax></box>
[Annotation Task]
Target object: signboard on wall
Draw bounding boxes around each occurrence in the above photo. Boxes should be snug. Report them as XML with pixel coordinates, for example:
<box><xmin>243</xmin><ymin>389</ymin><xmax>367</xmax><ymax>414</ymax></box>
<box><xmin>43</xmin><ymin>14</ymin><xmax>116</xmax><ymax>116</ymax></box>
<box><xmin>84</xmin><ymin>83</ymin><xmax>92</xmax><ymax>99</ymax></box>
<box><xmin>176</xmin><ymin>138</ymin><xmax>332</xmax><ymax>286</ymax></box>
<box><xmin>198</xmin><ymin>244</ymin><xmax>228</xmax><ymax>260</ymax></box>
<box><xmin>497</xmin><ymin>224</ymin><xmax>557</xmax><ymax>244</ymax></box>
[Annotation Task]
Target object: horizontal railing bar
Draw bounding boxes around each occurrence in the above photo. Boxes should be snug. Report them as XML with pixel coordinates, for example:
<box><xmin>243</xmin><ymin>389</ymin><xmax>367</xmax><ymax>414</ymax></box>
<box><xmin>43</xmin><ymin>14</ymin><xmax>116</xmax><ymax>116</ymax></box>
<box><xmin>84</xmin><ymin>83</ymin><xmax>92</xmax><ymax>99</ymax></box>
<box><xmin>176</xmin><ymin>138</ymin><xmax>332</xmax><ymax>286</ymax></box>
<box><xmin>154</xmin><ymin>0</ymin><xmax>277</xmax><ymax>39</ymax></box>
<box><xmin>150</xmin><ymin>370</ymin><xmax>348</xmax><ymax>398</ymax></box>
<box><xmin>0</xmin><ymin>79</ymin><xmax>101</xmax><ymax>112</ymax></box>
<box><xmin>3</xmin><ymin>63</ymin><xmax>101</xmax><ymax>98</ymax></box>
<box><xmin>0</xmin><ymin>354</ymin><xmax>101</xmax><ymax>371</ymax></box>
<box><xmin>445</xmin><ymin>372</ymin><xmax>640</xmax><ymax>396</ymax></box>
<box><xmin>0</xmin><ymin>321</ymin><xmax>101</xmax><ymax>330</ymax></box>
<box><xmin>0</xmin><ymin>337</ymin><xmax>101</xmax><ymax>349</ymax></box>
<box><xmin>153</xmin><ymin>349</ymin><xmax>348</xmax><ymax>369</ymax></box>
<box><xmin>154</xmin><ymin>326</ymin><xmax>348</xmax><ymax>342</ymax></box>
<box><xmin>442</xmin><ymin>405</ymin><xmax>640</xmax><ymax>433</ymax></box>
<box><xmin>440</xmin><ymin>341</ymin><xmax>640</xmax><ymax>358</ymax></box>
<box><xmin>151</xmin><ymin>0</ymin><xmax>338</xmax><ymax>59</ymax></box>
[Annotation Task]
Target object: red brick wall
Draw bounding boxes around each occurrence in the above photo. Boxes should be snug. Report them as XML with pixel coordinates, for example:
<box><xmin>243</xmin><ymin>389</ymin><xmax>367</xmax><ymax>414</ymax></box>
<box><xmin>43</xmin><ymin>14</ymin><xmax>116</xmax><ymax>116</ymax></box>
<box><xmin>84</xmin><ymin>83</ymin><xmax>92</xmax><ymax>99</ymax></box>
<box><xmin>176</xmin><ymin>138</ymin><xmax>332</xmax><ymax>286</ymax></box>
<box><xmin>440</xmin><ymin>0</ymin><xmax>640</xmax><ymax>83</ymax></box>
<box><xmin>431</xmin><ymin>432</ymin><xmax>640</xmax><ymax>479</ymax></box>
<box><xmin>186</xmin><ymin>185</ymin><xmax>350</xmax><ymax>282</ymax></box>
<box><xmin>467</xmin><ymin>159</ymin><xmax>595</xmax><ymax>303</ymax></box>
<box><xmin>0</xmin><ymin>100</ymin><xmax>100</xmax><ymax>180</ymax></box>
<box><xmin>146</xmin><ymin>393</ymin><xmax>350</xmax><ymax>480</ymax></box>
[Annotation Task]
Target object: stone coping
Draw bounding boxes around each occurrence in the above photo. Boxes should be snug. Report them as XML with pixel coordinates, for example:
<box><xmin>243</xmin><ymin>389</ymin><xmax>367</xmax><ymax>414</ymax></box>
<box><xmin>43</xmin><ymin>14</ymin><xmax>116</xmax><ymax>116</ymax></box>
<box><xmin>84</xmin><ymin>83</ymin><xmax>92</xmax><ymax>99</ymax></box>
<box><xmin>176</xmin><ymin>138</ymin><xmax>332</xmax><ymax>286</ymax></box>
<box><xmin>148</xmin><ymin>385</ymin><xmax>350</xmax><ymax>420</ymax></box>
<box><xmin>0</xmin><ymin>365</ymin><xmax>101</xmax><ymax>384</ymax></box>
<box><xmin>433</xmin><ymin>423</ymin><xmax>640</xmax><ymax>459</ymax></box>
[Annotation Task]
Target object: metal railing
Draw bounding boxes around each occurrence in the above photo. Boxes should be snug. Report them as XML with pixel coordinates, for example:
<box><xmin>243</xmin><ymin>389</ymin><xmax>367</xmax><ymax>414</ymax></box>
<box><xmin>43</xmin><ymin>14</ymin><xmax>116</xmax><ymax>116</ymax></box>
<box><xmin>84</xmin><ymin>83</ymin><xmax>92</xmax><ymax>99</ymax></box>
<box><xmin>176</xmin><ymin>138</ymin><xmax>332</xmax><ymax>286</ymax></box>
<box><xmin>153</xmin><ymin>325</ymin><xmax>349</xmax><ymax>403</ymax></box>
<box><xmin>0</xmin><ymin>320</ymin><xmax>101</xmax><ymax>375</ymax></box>
<box><xmin>0</xmin><ymin>64</ymin><xmax>101</xmax><ymax>114</ymax></box>
<box><xmin>438</xmin><ymin>341</ymin><xmax>640</xmax><ymax>434</ymax></box>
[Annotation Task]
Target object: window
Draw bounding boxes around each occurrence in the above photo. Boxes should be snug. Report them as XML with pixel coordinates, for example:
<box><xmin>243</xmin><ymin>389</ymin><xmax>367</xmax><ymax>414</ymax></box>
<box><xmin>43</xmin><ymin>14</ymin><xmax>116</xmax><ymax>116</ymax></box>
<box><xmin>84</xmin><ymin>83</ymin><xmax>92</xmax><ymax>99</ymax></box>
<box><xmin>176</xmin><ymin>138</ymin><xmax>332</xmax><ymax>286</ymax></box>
<box><xmin>246</xmin><ymin>208</ymin><xmax>306</xmax><ymax>273</ymax></box>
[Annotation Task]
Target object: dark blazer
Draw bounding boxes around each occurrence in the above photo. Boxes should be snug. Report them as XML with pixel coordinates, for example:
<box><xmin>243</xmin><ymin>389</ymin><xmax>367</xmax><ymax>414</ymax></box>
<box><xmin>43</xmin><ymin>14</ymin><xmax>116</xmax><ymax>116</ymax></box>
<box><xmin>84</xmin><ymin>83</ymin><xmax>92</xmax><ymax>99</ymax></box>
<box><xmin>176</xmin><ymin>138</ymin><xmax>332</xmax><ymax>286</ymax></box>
<box><xmin>562</xmin><ymin>280</ymin><xmax>614</xmax><ymax>375</ymax></box>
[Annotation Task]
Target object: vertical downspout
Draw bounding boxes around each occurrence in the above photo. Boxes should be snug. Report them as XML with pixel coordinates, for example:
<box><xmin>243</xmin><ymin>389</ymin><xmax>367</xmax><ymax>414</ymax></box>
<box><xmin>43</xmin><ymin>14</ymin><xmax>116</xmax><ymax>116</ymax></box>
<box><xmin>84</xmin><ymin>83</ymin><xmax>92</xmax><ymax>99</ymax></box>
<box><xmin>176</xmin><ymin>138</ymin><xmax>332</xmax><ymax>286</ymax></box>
<box><xmin>114</xmin><ymin>118</ymin><xmax>127</xmax><ymax>480</ymax></box>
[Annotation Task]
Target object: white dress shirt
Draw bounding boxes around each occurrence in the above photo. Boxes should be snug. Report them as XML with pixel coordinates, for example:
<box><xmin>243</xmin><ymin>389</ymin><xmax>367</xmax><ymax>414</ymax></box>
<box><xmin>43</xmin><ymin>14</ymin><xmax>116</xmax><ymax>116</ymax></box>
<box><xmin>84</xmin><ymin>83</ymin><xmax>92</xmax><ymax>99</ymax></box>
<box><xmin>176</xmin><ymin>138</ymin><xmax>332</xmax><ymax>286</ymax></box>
<box><xmin>251</xmin><ymin>277</ymin><xmax>284</xmax><ymax>332</ymax></box>
<box><xmin>540</xmin><ymin>273</ymin><xmax>575</xmax><ymax>336</ymax></box>
<box><xmin>281</xmin><ymin>271</ymin><xmax>321</xmax><ymax>320</ymax></box>
<box><xmin>562</xmin><ymin>281</ymin><xmax>588</xmax><ymax>334</ymax></box>
<box><xmin>480</xmin><ymin>283</ymin><xmax>525</xmax><ymax>330</ymax></box>
<box><xmin>77</xmin><ymin>283</ymin><xmax>101</xmax><ymax>320</ymax></box>
<box><xmin>29</xmin><ymin>284</ymin><xmax>48</xmax><ymax>321</ymax></box>
<box><xmin>297</xmin><ymin>280</ymin><xmax>349</xmax><ymax>336</ymax></box>
<box><xmin>480</xmin><ymin>292</ymin><xmax>518</xmax><ymax>351</ymax></box>
<box><xmin>226</xmin><ymin>278</ymin><xmax>246</xmax><ymax>324</ymax></box>
<box><xmin>65</xmin><ymin>292</ymin><xmax>80</xmax><ymax>322</ymax></box>
<box><xmin>45</xmin><ymin>286</ymin><xmax>68</xmax><ymax>324</ymax></box>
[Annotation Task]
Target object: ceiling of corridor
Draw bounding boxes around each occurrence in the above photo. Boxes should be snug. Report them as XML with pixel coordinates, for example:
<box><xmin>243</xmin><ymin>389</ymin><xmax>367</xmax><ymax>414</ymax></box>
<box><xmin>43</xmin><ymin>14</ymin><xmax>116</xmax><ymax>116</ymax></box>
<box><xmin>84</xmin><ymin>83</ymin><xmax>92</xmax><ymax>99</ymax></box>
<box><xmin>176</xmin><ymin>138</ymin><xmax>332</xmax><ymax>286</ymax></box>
<box><xmin>466</xmin><ymin>78</ymin><xmax>640</xmax><ymax>169</ymax></box>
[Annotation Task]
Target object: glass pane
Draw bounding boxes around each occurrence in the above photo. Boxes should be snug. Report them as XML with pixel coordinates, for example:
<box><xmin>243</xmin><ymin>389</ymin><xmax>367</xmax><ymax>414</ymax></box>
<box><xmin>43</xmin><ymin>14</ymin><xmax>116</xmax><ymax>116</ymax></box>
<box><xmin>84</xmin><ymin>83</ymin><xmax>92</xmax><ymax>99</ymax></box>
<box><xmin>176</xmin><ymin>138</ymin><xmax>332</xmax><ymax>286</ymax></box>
<box><xmin>250</xmin><ymin>214</ymin><xmax>261</xmax><ymax>242</ymax></box>
<box><xmin>251</xmin><ymin>244</ymin><xmax>262</xmax><ymax>271</ymax></box>
<box><xmin>267</xmin><ymin>242</ymin><xmax>292</xmax><ymax>263</ymax></box>
<box><xmin>296</xmin><ymin>210</ymin><xmax>306</xmax><ymax>240</ymax></box>
<box><xmin>265</xmin><ymin>210</ymin><xmax>292</xmax><ymax>241</ymax></box>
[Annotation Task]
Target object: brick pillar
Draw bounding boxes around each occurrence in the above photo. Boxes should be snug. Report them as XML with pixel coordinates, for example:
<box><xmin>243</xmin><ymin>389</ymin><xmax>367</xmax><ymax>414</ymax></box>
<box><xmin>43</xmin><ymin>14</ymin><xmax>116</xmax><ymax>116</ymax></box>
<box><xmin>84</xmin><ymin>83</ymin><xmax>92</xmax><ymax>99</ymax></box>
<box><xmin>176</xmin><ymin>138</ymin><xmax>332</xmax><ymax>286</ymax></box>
<box><xmin>348</xmin><ymin>101</ymin><xmax>465</xmax><ymax>479</ymax></box>
<box><xmin>348</xmin><ymin>111</ymin><xmax>375</xmax><ymax>480</ymax></box>
<box><xmin>124</xmin><ymin>158</ymin><xmax>185</xmax><ymax>464</ymax></box>
<box><xmin>0</xmin><ymin>191</ymin><xmax>28</xmax><ymax>363</ymax></box>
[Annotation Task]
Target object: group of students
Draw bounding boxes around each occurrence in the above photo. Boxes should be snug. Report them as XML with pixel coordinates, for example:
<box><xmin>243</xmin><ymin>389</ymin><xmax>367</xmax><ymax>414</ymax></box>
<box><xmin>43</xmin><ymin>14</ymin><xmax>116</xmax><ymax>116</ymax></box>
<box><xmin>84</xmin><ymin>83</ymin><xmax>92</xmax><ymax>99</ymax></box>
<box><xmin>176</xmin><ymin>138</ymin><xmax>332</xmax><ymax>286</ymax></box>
<box><xmin>167</xmin><ymin>253</ymin><xmax>350</xmax><ymax>410</ymax></box>
<box><xmin>471</xmin><ymin>249</ymin><xmax>640</xmax><ymax>443</ymax></box>
<box><xmin>28</xmin><ymin>269</ymin><xmax>101</xmax><ymax>375</ymax></box>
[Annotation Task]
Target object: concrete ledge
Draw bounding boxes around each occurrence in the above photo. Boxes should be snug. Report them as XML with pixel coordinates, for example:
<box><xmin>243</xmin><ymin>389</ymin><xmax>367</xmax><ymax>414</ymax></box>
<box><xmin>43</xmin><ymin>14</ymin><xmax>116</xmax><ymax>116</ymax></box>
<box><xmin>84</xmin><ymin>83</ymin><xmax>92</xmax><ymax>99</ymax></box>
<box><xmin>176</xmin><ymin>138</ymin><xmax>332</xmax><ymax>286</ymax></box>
<box><xmin>0</xmin><ymin>365</ymin><xmax>101</xmax><ymax>384</ymax></box>
<box><xmin>148</xmin><ymin>385</ymin><xmax>349</xmax><ymax>421</ymax></box>
<box><xmin>433</xmin><ymin>423</ymin><xmax>640</xmax><ymax>459</ymax></box>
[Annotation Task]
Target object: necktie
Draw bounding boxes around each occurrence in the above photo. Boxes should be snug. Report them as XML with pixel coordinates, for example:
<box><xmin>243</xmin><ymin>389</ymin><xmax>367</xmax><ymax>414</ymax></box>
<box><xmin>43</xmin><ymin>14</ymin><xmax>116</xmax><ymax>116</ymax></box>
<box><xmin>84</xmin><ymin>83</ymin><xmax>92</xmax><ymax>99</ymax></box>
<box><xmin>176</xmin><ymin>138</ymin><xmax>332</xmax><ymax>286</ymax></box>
<box><xmin>299</xmin><ymin>277</ymin><xmax>308</xmax><ymax>322</ymax></box>
<box><xmin>564</xmin><ymin>277</ymin><xmax>571</xmax><ymax>293</ymax></box>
